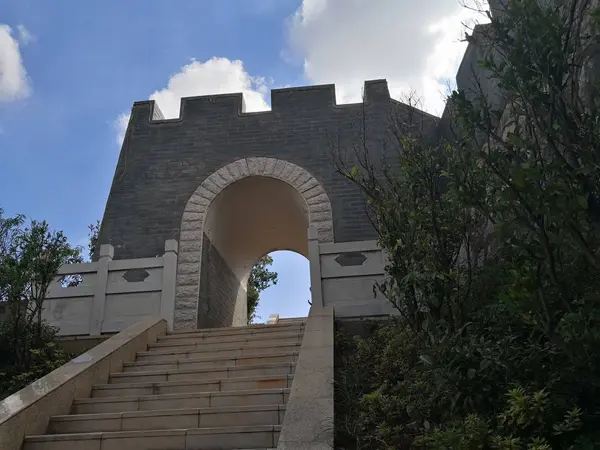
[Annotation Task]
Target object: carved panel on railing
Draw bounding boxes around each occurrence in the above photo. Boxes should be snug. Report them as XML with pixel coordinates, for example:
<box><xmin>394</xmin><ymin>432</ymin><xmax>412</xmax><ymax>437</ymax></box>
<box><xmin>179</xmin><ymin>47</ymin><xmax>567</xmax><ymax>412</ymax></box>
<box><xmin>41</xmin><ymin>240</ymin><xmax>178</xmax><ymax>336</ymax></box>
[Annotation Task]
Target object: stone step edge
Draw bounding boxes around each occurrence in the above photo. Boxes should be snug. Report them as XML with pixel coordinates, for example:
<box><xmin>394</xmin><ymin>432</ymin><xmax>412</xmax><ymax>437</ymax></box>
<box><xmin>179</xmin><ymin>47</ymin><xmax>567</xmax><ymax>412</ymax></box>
<box><xmin>109</xmin><ymin>362</ymin><xmax>296</xmax><ymax>379</ymax></box>
<box><xmin>138</xmin><ymin>341</ymin><xmax>301</xmax><ymax>358</ymax></box>
<box><xmin>25</xmin><ymin>424</ymin><xmax>282</xmax><ymax>442</ymax></box>
<box><xmin>53</xmin><ymin>403</ymin><xmax>286</xmax><ymax>422</ymax></box>
<box><xmin>124</xmin><ymin>350</ymin><xmax>299</xmax><ymax>368</ymax></box>
<box><xmin>77</xmin><ymin>387</ymin><xmax>291</xmax><ymax>406</ymax></box>
<box><xmin>147</xmin><ymin>335</ymin><xmax>303</xmax><ymax>349</ymax></box>
<box><xmin>157</xmin><ymin>330</ymin><xmax>304</xmax><ymax>343</ymax></box>
<box><xmin>91</xmin><ymin>375</ymin><xmax>293</xmax><ymax>394</ymax></box>
<box><xmin>166</xmin><ymin>322</ymin><xmax>306</xmax><ymax>336</ymax></box>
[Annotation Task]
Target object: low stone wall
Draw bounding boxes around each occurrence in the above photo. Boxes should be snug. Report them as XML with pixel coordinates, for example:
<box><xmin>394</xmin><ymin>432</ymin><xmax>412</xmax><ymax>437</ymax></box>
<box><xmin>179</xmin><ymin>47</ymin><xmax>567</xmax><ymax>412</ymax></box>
<box><xmin>308</xmin><ymin>226</ymin><xmax>395</xmax><ymax>317</ymax></box>
<box><xmin>0</xmin><ymin>318</ymin><xmax>167</xmax><ymax>450</ymax></box>
<box><xmin>42</xmin><ymin>240</ymin><xmax>178</xmax><ymax>335</ymax></box>
<box><xmin>277</xmin><ymin>306</ymin><xmax>334</xmax><ymax>449</ymax></box>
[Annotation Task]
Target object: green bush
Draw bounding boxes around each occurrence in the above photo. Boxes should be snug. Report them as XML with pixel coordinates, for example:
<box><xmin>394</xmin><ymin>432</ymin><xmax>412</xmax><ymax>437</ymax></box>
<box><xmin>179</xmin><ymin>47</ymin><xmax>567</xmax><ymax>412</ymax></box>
<box><xmin>0</xmin><ymin>209</ymin><xmax>81</xmax><ymax>400</ymax></box>
<box><xmin>0</xmin><ymin>318</ymin><xmax>68</xmax><ymax>399</ymax></box>
<box><xmin>334</xmin><ymin>0</ymin><xmax>600</xmax><ymax>448</ymax></box>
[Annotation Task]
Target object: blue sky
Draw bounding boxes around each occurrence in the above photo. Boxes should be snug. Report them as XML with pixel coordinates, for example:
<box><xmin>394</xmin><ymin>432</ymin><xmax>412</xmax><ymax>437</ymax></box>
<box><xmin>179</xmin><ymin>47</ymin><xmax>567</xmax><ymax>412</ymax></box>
<box><xmin>0</xmin><ymin>0</ymin><xmax>481</xmax><ymax>321</ymax></box>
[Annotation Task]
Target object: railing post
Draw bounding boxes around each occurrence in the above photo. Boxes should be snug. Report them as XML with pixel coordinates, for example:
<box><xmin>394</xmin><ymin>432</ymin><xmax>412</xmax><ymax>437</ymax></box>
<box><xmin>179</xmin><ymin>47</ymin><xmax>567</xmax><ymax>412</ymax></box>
<box><xmin>307</xmin><ymin>225</ymin><xmax>324</xmax><ymax>308</ymax></box>
<box><xmin>160</xmin><ymin>240</ymin><xmax>178</xmax><ymax>331</ymax></box>
<box><xmin>89</xmin><ymin>244</ymin><xmax>113</xmax><ymax>335</ymax></box>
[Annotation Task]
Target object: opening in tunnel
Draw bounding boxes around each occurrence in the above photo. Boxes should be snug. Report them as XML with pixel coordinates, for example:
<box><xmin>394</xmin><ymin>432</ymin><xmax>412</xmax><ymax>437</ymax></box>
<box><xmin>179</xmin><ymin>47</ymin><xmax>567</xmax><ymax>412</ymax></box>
<box><xmin>198</xmin><ymin>176</ymin><xmax>311</xmax><ymax>328</ymax></box>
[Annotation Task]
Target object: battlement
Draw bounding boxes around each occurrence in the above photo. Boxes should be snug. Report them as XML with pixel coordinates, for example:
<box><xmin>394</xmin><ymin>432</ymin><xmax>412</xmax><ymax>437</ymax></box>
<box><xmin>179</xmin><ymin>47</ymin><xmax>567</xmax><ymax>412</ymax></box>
<box><xmin>129</xmin><ymin>79</ymin><xmax>392</xmax><ymax>124</ymax></box>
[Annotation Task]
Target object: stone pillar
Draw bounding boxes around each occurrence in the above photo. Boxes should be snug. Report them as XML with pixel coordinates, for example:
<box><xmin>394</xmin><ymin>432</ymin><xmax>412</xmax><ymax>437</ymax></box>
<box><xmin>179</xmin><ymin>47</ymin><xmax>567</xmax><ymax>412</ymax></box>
<box><xmin>89</xmin><ymin>244</ymin><xmax>113</xmax><ymax>335</ymax></box>
<box><xmin>307</xmin><ymin>226</ymin><xmax>323</xmax><ymax>308</ymax></box>
<box><xmin>161</xmin><ymin>240</ymin><xmax>179</xmax><ymax>331</ymax></box>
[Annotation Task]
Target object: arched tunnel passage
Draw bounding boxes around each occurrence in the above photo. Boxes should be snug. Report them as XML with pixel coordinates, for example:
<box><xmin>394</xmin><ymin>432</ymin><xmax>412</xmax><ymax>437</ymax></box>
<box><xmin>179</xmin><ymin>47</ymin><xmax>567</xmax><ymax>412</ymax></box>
<box><xmin>198</xmin><ymin>175</ymin><xmax>311</xmax><ymax>328</ymax></box>
<box><xmin>175</xmin><ymin>157</ymin><xmax>335</xmax><ymax>331</ymax></box>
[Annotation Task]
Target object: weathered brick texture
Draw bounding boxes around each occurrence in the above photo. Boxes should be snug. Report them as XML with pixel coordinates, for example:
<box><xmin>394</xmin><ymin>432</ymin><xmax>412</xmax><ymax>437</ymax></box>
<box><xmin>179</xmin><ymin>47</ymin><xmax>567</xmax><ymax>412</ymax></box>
<box><xmin>96</xmin><ymin>80</ymin><xmax>434</xmax><ymax>260</ymax></box>
<box><xmin>198</xmin><ymin>234</ymin><xmax>246</xmax><ymax>329</ymax></box>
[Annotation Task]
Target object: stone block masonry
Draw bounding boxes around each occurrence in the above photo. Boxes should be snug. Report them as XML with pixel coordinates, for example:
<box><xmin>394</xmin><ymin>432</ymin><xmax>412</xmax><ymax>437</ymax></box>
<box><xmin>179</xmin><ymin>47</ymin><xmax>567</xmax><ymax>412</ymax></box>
<box><xmin>96</xmin><ymin>80</ymin><xmax>439</xmax><ymax>261</ymax></box>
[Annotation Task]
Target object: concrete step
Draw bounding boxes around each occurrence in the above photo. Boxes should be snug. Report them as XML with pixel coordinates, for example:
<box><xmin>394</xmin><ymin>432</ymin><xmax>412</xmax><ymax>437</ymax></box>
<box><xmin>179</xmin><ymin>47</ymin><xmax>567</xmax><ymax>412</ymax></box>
<box><xmin>147</xmin><ymin>335</ymin><xmax>302</xmax><ymax>352</ymax></box>
<box><xmin>122</xmin><ymin>351</ymin><xmax>299</xmax><ymax>373</ymax></box>
<box><xmin>156</xmin><ymin>329</ymin><xmax>304</xmax><ymax>346</ymax></box>
<box><xmin>136</xmin><ymin>342</ymin><xmax>301</xmax><ymax>362</ymax></box>
<box><xmin>166</xmin><ymin>321</ymin><xmax>305</xmax><ymax>338</ymax></box>
<box><xmin>109</xmin><ymin>362</ymin><xmax>296</xmax><ymax>384</ymax></box>
<box><xmin>277</xmin><ymin>317</ymin><xmax>307</xmax><ymax>324</ymax></box>
<box><xmin>75</xmin><ymin>388</ymin><xmax>290</xmax><ymax>415</ymax></box>
<box><xmin>24</xmin><ymin>424</ymin><xmax>281</xmax><ymax>450</ymax></box>
<box><xmin>50</xmin><ymin>404</ymin><xmax>286</xmax><ymax>434</ymax></box>
<box><xmin>91</xmin><ymin>375</ymin><xmax>293</xmax><ymax>398</ymax></box>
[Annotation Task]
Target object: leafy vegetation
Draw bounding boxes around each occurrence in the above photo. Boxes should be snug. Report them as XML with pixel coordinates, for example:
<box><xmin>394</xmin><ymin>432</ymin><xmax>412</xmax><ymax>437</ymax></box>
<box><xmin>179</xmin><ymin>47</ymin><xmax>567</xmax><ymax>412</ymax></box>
<box><xmin>247</xmin><ymin>254</ymin><xmax>278</xmax><ymax>323</ymax></box>
<box><xmin>334</xmin><ymin>0</ymin><xmax>600</xmax><ymax>448</ymax></box>
<box><xmin>0</xmin><ymin>209</ymin><xmax>81</xmax><ymax>399</ymax></box>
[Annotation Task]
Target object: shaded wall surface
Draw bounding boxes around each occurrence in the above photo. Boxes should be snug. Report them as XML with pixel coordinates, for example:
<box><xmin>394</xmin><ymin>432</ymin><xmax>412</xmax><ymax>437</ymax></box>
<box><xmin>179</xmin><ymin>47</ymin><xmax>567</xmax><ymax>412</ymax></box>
<box><xmin>97</xmin><ymin>80</ymin><xmax>439</xmax><ymax>260</ymax></box>
<box><xmin>198</xmin><ymin>233</ymin><xmax>246</xmax><ymax>328</ymax></box>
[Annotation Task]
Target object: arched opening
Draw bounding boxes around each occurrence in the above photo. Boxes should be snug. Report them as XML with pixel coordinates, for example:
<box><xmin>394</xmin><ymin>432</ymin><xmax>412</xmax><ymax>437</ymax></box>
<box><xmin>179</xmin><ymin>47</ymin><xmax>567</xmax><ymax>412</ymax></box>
<box><xmin>253</xmin><ymin>250</ymin><xmax>311</xmax><ymax>323</ymax></box>
<box><xmin>199</xmin><ymin>176</ymin><xmax>309</xmax><ymax>328</ymax></box>
<box><xmin>175</xmin><ymin>157</ymin><xmax>334</xmax><ymax>330</ymax></box>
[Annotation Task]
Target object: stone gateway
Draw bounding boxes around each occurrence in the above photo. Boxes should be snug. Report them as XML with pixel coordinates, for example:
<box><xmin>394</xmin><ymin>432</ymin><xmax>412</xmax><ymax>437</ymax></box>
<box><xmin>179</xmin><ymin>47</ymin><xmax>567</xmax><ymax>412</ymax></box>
<box><xmin>96</xmin><ymin>80</ymin><xmax>428</xmax><ymax>329</ymax></box>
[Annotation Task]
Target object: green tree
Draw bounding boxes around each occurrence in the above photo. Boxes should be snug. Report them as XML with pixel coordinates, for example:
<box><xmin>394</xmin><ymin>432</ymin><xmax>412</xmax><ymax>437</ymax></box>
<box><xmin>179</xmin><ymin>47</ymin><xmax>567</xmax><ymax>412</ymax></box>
<box><xmin>333</xmin><ymin>0</ymin><xmax>600</xmax><ymax>448</ymax></box>
<box><xmin>247</xmin><ymin>255</ymin><xmax>278</xmax><ymax>323</ymax></box>
<box><xmin>0</xmin><ymin>208</ymin><xmax>81</xmax><ymax>398</ymax></box>
<box><xmin>87</xmin><ymin>220</ymin><xmax>100</xmax><ymax>261</ymax></box>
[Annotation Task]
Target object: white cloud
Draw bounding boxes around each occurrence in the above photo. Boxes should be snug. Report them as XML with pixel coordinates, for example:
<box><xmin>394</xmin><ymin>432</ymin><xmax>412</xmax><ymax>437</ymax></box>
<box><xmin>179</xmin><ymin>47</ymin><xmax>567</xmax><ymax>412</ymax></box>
<box><xmin>114</xmin><ymin>113</ymin><xmax>130</xmax><ymax>145</ymax></box>
<box><xmin>115</xmin><ymin>57</ymin><xmax>269</xmax><ymax>144</ymax></box>
<box><xmin>0</xmin><ymin>24</ymin><xmax>31</xmax><ymax>102</ymax></box>
<box><xmin>16</xmin><ymin>25</ymin><xmax>34</xmax><ymax>45</ymax></box>
<box><xmin>287</xmin><ymin>0</ymin><xmax>486</xmax><ymax>116</ymax></box>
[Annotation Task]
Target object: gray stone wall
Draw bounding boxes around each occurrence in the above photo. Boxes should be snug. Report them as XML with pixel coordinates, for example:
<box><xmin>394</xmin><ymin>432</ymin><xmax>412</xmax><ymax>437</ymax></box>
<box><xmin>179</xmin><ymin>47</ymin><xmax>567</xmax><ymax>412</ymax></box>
<box><xmin>97</xmin><ymin>80</ymin><xmax>434</xmax><ymax>260</ymax></box>
<box><xmin>197</xmin><ymin>234</ymin><xmax>246</xmax><ymax>328</ymax></box>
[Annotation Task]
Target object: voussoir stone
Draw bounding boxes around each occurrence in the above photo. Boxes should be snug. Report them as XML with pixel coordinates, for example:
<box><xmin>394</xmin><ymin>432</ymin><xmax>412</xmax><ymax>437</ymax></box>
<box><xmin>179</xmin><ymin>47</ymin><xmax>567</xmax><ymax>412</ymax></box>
<box><xmin>237</xmin><ymin>158</ymin><xmax>250</xmax><ymax>177</ymax></box>
<box><xmin>309</xmin><ymin>202</ymin><xmax>332</xmax><ymax>214</ymax></box>
<box><xmin>180</xmin><ymin>220</ymin><xmax>203</xmax><ymax>231</ymax></box>
<box><xmin>298</xmin><ymin>177</ymin><xmax>319</xmax><ymax>193</ymax></box>
<box><xmin>307</xmin><ymin>193</ymin><xmax>329</xmax><ymax>206</ymax></box>
<box><xmin>303</xmin><ymin>184</ymin><xmax>325</xmax><ymax>200</ymax></box>
<box><xmin>263</xmin><ymin>158</ymin><xmax>277</xmax><ymax>175</ymax></box>
<box><xmin>180</xmin><ymin>240</ymin><xmax>202</xmax><ymax>252</ymax></box>
<box><xmin>182</xmin><ymin>212</ymin><xmax>203</xmax><ymax>222</ymax></box>
<box><xmin>281</xmin><ymin>162</ymin><xmax>298</xmax><ymax>181</ymax></box>
<box><xmin>272</xmin><ymin>159</ymin><xmax>287</xmax><ymax>178</ymax></box>
<box><xmin>177</xmin><ymin>263</ymin><xmax>200</xmax><ymax>275</ymax></box>
<box><xmin>184</xmin><ymin>203</ymin><xmax>206</xmax><ymax>213</ymax></box>
<box><xmin>179</xmin><ymin>230</ymin><xmax>203</xmax><ymax>242</ymax></box>
<box><xmin>246</xmin><ymin>157</ymin><xmax>261</xmax><ymax>175</ymax></box>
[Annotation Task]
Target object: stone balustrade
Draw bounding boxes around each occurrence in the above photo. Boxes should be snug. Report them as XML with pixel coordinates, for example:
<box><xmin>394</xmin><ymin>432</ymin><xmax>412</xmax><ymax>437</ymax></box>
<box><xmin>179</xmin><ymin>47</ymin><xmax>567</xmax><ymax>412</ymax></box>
<box><xmin>42</xmin><ymin>240</ymin><xmax>178</xmax><ymax>335</ymax></box>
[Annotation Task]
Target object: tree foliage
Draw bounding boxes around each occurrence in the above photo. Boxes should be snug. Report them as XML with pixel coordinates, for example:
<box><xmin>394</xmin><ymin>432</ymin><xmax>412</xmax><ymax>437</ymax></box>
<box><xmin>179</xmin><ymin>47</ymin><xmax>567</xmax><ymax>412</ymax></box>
<box><xmin>0</xmin><ymin>208</ymin><xmax>81</xmax><ymax>399</ymax></box>
<box><xmin>247</xmin><ymin>255</ymin><xmax>278</xmax><ymax>323</ymax></box>
<box><xmin>334</xmin><ymin>0</ymin><xmax>600</xmax><ymax>448</ymax></box>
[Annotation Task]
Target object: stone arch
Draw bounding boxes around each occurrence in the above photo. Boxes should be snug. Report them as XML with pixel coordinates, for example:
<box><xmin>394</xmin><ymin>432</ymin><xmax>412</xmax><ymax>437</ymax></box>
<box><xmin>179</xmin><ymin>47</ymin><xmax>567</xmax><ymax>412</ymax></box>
<box><xmin>174</xmin><ymin>157</ymin><xmax>334</xmax><ymax>329</ymax></box>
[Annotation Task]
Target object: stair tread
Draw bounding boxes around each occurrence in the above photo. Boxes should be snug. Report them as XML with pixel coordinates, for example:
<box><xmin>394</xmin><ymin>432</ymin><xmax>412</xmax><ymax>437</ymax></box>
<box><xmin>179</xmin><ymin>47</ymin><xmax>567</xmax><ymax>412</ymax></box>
<box><xmin>26</xmin><ymin>424</ymin><xmax>282</xmax><ymax>440</ymax></box>
<box><xmin>92</xmin><ymin>374</ymin><xmax>293</xmax><ymax>392</ymax></box>
<box><xmin>52</xmin><ymin>403</ymin><xmax>286</xmax><ymax>421</ymax></box>
<box><xmin>124</xmin><ymin>350</ymin><xmax>299</xmax><ymax>367</ymax></box>
<box><xmin>159</xmin><ymin>332</ymin><xmax>303</xmax><ymax>342</ymax></box>
<box><xmin>76</xmin><ymin>387</ymin><xmax>291</xmax><ymax>405</ymax></box>
<box><xmin>163</xmin><ymin>324</ymin><xmax>303</xmax><ymax>334</ymax></box>
<box><xmin>138</xmin><ymin>341</ymin><xmax>301</xmax><ymax>357</ymax></box>
<box><xmin>109</xmin><ymin>362</ymin><xmax>295</xmax><ymax>378</ymax></box>
<box><xmin>168</xmin><ymin>317</ymin><xmax>307</xmax><ymax>334</ymax></box>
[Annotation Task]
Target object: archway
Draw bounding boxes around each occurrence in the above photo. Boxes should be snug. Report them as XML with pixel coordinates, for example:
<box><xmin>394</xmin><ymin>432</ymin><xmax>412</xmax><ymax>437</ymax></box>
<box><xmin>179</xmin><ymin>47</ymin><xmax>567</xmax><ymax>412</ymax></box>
<box><xmin>175</xmin><ymin>157</ymin><xmax>334</xmax><ymax>330</ymax></box>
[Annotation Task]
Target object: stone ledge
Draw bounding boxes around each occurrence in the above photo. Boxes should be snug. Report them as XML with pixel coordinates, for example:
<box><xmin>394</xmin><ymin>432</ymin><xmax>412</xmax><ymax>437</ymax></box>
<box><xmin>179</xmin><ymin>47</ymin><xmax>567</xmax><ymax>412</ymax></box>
<box><xmin>276</xmin><ymin>306</ymin><xmax>334</xmax><ymax>449</ymax></box>
<box><xmin>0</xmin><ymin>318</ymin><xmax>166</xmax><ymax>450</ymax></box>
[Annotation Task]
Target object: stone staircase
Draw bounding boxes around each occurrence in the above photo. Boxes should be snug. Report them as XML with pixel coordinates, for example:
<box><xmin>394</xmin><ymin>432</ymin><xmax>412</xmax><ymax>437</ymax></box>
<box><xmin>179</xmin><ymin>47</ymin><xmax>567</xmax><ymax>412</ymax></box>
<box><xmin>23</xmin><ymin>320</ymin><xmax>306</xmax><ymax>450</ymax></box>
